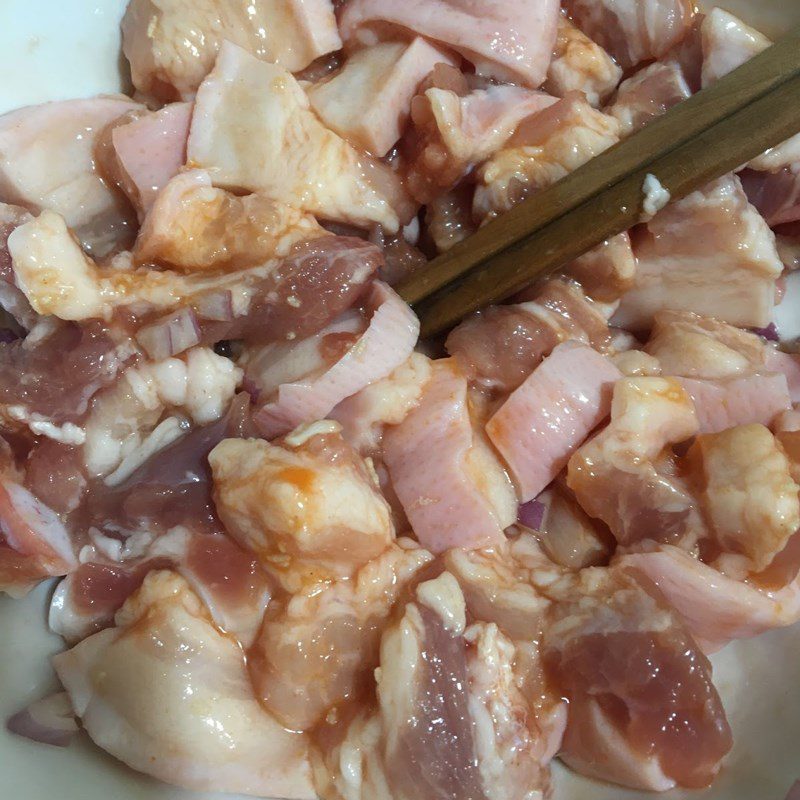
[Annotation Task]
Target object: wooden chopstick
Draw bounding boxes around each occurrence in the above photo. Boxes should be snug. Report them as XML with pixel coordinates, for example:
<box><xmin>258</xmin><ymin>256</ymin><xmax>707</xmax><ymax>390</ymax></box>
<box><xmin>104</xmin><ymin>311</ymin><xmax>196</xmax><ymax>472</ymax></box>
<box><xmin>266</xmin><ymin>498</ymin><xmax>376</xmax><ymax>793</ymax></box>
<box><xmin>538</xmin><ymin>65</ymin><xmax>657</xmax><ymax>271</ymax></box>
<box><xmin>396</xmin><ymin>25</ymin><xmax>800</xmax><ymax>337</ymax></box>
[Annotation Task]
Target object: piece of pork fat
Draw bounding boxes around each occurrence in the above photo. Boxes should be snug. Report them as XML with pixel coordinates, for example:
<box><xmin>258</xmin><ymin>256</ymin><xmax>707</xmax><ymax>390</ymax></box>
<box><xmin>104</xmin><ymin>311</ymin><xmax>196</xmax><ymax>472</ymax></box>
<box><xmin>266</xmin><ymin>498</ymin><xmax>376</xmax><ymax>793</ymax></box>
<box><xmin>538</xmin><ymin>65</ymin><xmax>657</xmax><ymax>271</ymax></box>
<box><xmin>404</xmin><ymin>83</ymin><xmax>558</xmax><ymax>204</ymax></box>
<box><xmin>383</xmin><ymin>359</ymin><xmax>516</xmax><ymax>554</ymax></box>
<box><xmin>555</xmin><ymin>232</ymin><xmax>637</xmax><ymax>303</ymax></box>
<box><xmin>210</xmin><ymin>428</ymin><xmax>395</xmax><ymax>588</ymax></box>
<box><xmin>487</xmin><ymin>341</ymin><xmax>621</xmax><ymax>503</ymax></box>
<box><xmin>249</xmin><ymin>540</ymin><xmax>434</xmax><ymax>731</ymax></box>
<box><xmin>101</xmin><ymin>102</ymin><xmax>193</xmax><ymax>218</ymax></box>
<box><xmin>338</xmin><ymin>0</ymin><xmax>560</xmax><ymax>88</ymax></box>
<box><xmin>698</xmin><ymin>10</ymin><xmax>799</xmax><ymax>173</ymax></box>
<box><xmin>313</xmin><ymin>572</ymin><xmax>556</xmax><ymax>800</ymax></box>
<box><xmin>8</xmin><ymin>211</ymin><xmax>381</xmax><ymax>343</ymax></box>
<box><xmin>607</xmin><ymin>61</ymin><xmax>692</xmax><ymax>136</ymax></box>
<box><xmin>686</xmin><ymin>424</ymin><xmax>800</xmax><ymax>577</ymax></box>
<box><xmin>617</xmin><ymin>543</ymin><xmax>800</xmax><ymax>652</ymax></box>
<box><xmin>0</xmin><ymin>97</ymin><xmax>141</xmax><ymax>257</ymax></box>
<box><xmin>133</xmin><ymin>170</ymin><xmax>327</xmax><ymax>271</ymax></box>
<box><xmin>544</xmin><ymin>13</ymin><xmax>622</xmax><ymax>107</ymax></box>
<box><xmin>121</xmin><ymin>0</ymin><xmax>341</xmax><ymax>102</ymax></box>
<box><xmin>0</xmin><ymin>474</ymin><xmax>78</xmax><ymax>597</ymax></box>
<box><xmin>613</xmin><ymin>175</ymin><xmax>783</xmax><ymax>331</ymax></box>
<box><xmin>54</xmin><ymin>571</ymin><xmax>315</xmax><ymax>798</ymax></box>
<box><xmin>642</xmin><ymin>310</ymin><xmax>792</xmax><ymax>432</ymax></box>
<box><xmin>308</xmin><ymin>39</ymin><xmax>457</xmax><ymax>158</ymax></box>
<box><xmin>446</xmin><ymin>279</ymin><xmax>612</xmax><ymax>393</ymax></box>
<box><xmin>50</xmin><ymin>525</ymin><xmax>272</xmax><ymax>648</ymax></box>
<box><xmin>0</xmin><ymin>203</ymin><xmax>36</xmax><ymax>329</ymax></box>
<box><xmin>187</xmin><ymin>42</ymin><xmax>414</xmax><ymax>233</ymax></box>
<box><xmin>83</xmin><ymin>346</ymin><xmax>241</xmax><ymax>480</ymax></box>
<box><xmin>474</xmin><ymin>92</ymin><xmax>621</xmax><ymax>224</ymax></box>
<box><xmin>253</xmin><ymin>282</ymin><xmax>419</xmax><ymax>438</ymax></box>
<box><xmin>541</xmin><ymin>566</ymin><xmax>732</xmax><ymax>790</ymax></box>
<box><xmin>562</xmin><ymin>0</ymin><xmax>697</xmax><ymax>71</ymax></box>
<box><xmin>567</xmin><ymin>376</ymin><xmax>705</xmax><ymax>549</ymax></box>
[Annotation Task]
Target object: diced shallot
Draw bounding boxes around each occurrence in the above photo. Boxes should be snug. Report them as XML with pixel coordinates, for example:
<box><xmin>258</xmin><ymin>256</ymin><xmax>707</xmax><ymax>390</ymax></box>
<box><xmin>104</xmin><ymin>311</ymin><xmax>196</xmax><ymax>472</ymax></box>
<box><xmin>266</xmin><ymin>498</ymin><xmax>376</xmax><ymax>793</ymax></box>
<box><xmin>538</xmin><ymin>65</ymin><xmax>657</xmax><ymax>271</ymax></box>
<box><xmin>6</xmin><ymin>692</ymin><xmax>78</xmax><ymax>748</ymax></box>
<box><xmin>136</xmin><ymin>307</ymin><xmax>202</xmax><ymax>361</ymax></box>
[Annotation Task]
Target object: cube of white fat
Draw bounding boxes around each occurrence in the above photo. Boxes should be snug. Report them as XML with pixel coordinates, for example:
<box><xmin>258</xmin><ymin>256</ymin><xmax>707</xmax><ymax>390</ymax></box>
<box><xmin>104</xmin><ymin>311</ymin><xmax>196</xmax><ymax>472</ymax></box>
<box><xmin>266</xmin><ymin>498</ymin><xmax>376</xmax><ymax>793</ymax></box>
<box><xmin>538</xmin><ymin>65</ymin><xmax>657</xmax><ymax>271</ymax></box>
<box><xmin>308</xmin><ymin>39</ymin><xmax>456</xmax><ymax>157</ymax></box>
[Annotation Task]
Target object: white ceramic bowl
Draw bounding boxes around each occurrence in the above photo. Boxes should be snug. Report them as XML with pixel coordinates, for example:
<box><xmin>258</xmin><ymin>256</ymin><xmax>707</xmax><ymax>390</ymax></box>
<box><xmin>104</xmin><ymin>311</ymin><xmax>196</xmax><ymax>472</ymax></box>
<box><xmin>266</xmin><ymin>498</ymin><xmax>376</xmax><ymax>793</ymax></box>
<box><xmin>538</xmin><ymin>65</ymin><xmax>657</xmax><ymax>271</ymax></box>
<box><xmin>1</xmin><ymin>3</ymin><xmax>799</xmax><ymax>799</ymax></box>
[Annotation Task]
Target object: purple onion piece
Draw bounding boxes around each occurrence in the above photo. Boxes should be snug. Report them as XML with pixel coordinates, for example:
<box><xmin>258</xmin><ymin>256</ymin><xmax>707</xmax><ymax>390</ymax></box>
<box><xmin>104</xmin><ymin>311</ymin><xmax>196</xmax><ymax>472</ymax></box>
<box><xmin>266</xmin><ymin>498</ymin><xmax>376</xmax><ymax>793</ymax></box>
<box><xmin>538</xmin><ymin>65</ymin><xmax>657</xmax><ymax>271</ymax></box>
<box><xmin>193</xmin><ymin>289</ymin><xmax>235</xmax><ymax>322</ymax></box>
<box><xmin>0</xmin><ymin>328</ymin><xmax>20</xmax><ymax>343</ymax></box>
<box><xmin>518</xmin><ymin>498</ymin><xmax>546</xmax><ymax>530</ymax></box>
<box><xmin>6</xmin><ymin>692</ymin><xmax>78</xmax><ymax>748</ymax></box>
<box><xmin>137</xmin><ymin>307</ymin><xmax>201</xmax><ymax>360</ymax></box>
<box><xmin>786</xmin><ymin>781</ymin><xmax>800</xmax><ymax>800</ymax></box>
<box><xmin>751</xmin><ymin>322</ymin><xmax>780</xmax><ymax>342</ymax></box>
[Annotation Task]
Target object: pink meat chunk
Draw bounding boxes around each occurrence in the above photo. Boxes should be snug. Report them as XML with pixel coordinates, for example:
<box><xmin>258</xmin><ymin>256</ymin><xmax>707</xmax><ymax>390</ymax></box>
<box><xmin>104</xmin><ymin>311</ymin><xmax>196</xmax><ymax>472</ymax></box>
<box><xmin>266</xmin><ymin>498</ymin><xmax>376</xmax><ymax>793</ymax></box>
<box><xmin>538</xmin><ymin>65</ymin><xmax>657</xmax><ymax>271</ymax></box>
<box><xmin>339</xmin><ymin>0</ymin><xmax>561</xmax><ymax>88</ymax></box>
<box><xmin>487</xmin><ymin>341</ymin><xmax>621</xmax><ymax>502</ymax></box>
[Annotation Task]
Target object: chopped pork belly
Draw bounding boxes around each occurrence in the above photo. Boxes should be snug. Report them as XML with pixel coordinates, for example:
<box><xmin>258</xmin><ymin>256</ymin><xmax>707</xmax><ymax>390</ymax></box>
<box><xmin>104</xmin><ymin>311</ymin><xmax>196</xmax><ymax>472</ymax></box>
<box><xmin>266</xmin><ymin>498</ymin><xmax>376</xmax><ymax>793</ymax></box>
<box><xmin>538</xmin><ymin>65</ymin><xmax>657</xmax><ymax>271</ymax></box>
<box><xmin>474</xmin><ymin>93</ymin><xmax>620</xmax><ymax>223</ymax></box>
<box><xmin>134</xmin><ymin>170</ymin><xmax>327</xmax><ymax>271</ymax></box>
<box><xmin>338</xmin><ymin>0</ymin><xmax>560</xmax><ymax>88</ymax></box>
<box><xmin>249</xmin><ymin>540</ymin><xmax>433</xmax><ymax>731</ymax></box>
<box><xmin>447</xmin><ymin>279</ymin><xmax>611</xmax><ymax>393</ymax></box>
<box><xmin>613</xmin><ymin>175</ymin><xmax>783</xmax><ymax>330</ymax></box>
<box><xmin>567</xmin><ymin>376</ymin><xmax>703</xmax><ymax>549</ymax></box>
<box><xmin>607</xmin><ymin>61</ymin><xmax>692</xmax><ymax>136</ymax></box>
<box><xmin>406</xmin><ymin>83</ymin><xmax>558</xmax><ymax>203</ymax></box>
<box><xmin>618</xmin><ymin>543</ymin><xmax>800</xmax><ymax>652</ymax></box>
<box><xmin>487</xmin><ymin>341</ymin><xmax>621</xmax><ymax>502</ymax></box>
<box><xmin>0</xmin><ymin>97</ymin><xmax>140</xmax><ymax>256</ymax></box>
<box><xmin>699</xmin><ymin>8</ymin><xmax>769</xmax><ymax>88</ymax></box>
<box><xmin>383</xmin><ymin>359</ymin><xmax>517</xmax><ymax>553</ymax></box>
<box><xmin>253</xmin><ymin>282</ymin><xmax>419</xmax><ymax>438</ymax></box>
<box><xmin>54</xmin><ymin>571</ymin><xmax>316</xmax><ymax>798</ymax></box>
<box><xmin>558</xmin><ymin>232</ymin><xmax>637</xmax><ymax>303</ymax></box>
<box><xmin>210</xmin><ymin>430</ymin><xmax>395</xmax><ymax>588</ymax></box>
<box><xmin>740</xmin><ymin>165</ymin><xmax>800</xmax><ymax>228</ymax></box>
<box><xmin>122</xmin><ymin>0</ymin><xmax>341</xmax><ymax>101</ymax></box>
<box><xmin>687</xmin><ymin>424</ymin><xmax>800</xmax><ymax>575</ymax></box>
<box><xmin>563</xmin><ymin>0</ymin><xmax>697</xmax><ymax>70</ymax></box>
<box><xmin>699</xmin><ymin>9</ymin><xmax>800</xmax><ymax>173</ymax></box>
<box><xmin>308</xmin><ymin>38</ymin><xmax>456</xmax><ymax>157</ymax></box>
<box><xmin>541</xmin><ymin>566</ymin><xmax>732</xmax><ymax>790</ymax></box>
<box><xmin>424</xmin><ymin>186</ymin><xmax>476</xmax><ymax>253</ymax></box>
<box><xmin>104</xmin><ymin>101</ymin><xmax>192</xmax><ymax>216</ymax></box>
<box><xmin>187</xmin><ymin>42</ymin><xmax>414</xmax><ymax>233</ymax></box>
<box><xmin>313</xmin><ymin>572</ymin><xmax>558</xmax><ymax>800</ymax></box>
<box><xmin>545</xmin><ymin>13</ymin><xmax>622</xmax><ymax>107</ymax></box>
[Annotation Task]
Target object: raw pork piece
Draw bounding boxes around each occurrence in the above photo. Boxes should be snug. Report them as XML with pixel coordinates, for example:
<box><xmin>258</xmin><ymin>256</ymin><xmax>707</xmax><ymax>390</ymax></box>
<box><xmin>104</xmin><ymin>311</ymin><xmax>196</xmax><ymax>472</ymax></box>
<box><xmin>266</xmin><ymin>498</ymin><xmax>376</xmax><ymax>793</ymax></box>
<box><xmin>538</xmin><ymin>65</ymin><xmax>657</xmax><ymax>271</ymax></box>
<box><xmin>54</xmin><ymin>571</ymin><xmax>315</xmax><ymax>798</ymax></box>
<box><xmin>474</xmin><ymin>92</ymin><xmax>620</xmax><ymax>223</ymax></box>
<box><xmin>313</xmin><ymin>572</ymin><xmax>560</xmax><ymax>800</ymax></box>
<box><xmin>188</xmin><ymin>42</ymin><xmax>414</xmax><ymax>233</ymax></box>
<box><xmin>542</xmin><ymin>566</ymin><xmax>732</xmax><ymax>790</ymax></box>
<box><xmin>405</xmin><ymin>83</ymin><xmax>557</xmax><ymax>203</ymax></box>
<box><xmin>134</xmin><ymin>170</ymin><xmax>326</xmax><ymax>270</ymax></box>
<box><xmin>308</xmin><ymin>38</ymin><xmax>456</xmax><ymax>157</ymax></box>
<box><xmin>339</xmin><ymin>0</ymin><xmax>560</xmax><ymax>88</ymax></box>
<box><xmin>613</xmin><ymin>175</ymin><xmax>783</xmax><ymax>330</ymax></box>
<box><xmin>210</xmin><ymin>428</ymin><xmax>395</xmax><ymax>588</ymax></box>
<box><xmin>740</xmin><ymin>166</ymin><xmax>800</xmax><ymax>228</ymax></box>
<box><xmin>107</xmin><ymin>101</ymin><xmax>192</xmax><ymax>215</ymax></box>
<box><xmin>545</xmin><ymin>13</ymin><xmax>622</xmax><ymax>107</ymax></box>
<box><xmin>447</xmin><ymin>279</ymin><xmax>611</xmax><ymax>393</ymax></box>
<box><xmin>0</xmin><ymin>97</ymin><xmax>140</xmax><ymax>256</ymax></box>
<box><xmin>563</xmin><ymin>0</ymin><xmax>697</xmax><ymax>70</ymax></box>
<box><xmin>383</xmin><ymin>359</ymin><xmax>517</xmax><ymax>553</ymax></box>
<box><xmin>607</xmin><ymin>61</ymin><xmax>692</xmax><ymax>136</ymax></box>
<box><xmin>487</xmin><ymin>341</ymin><xmax>621</xmax><ymax>502</ymax></box>
<box><xmin>122</xmin><ymin>0</ymin><xmax>341</xmax><ymax>101</ymax></box>
<box><xmin>567</xmin><ymin>376</ymin><xmax>704</xmax><ymax>549</ymax></box>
